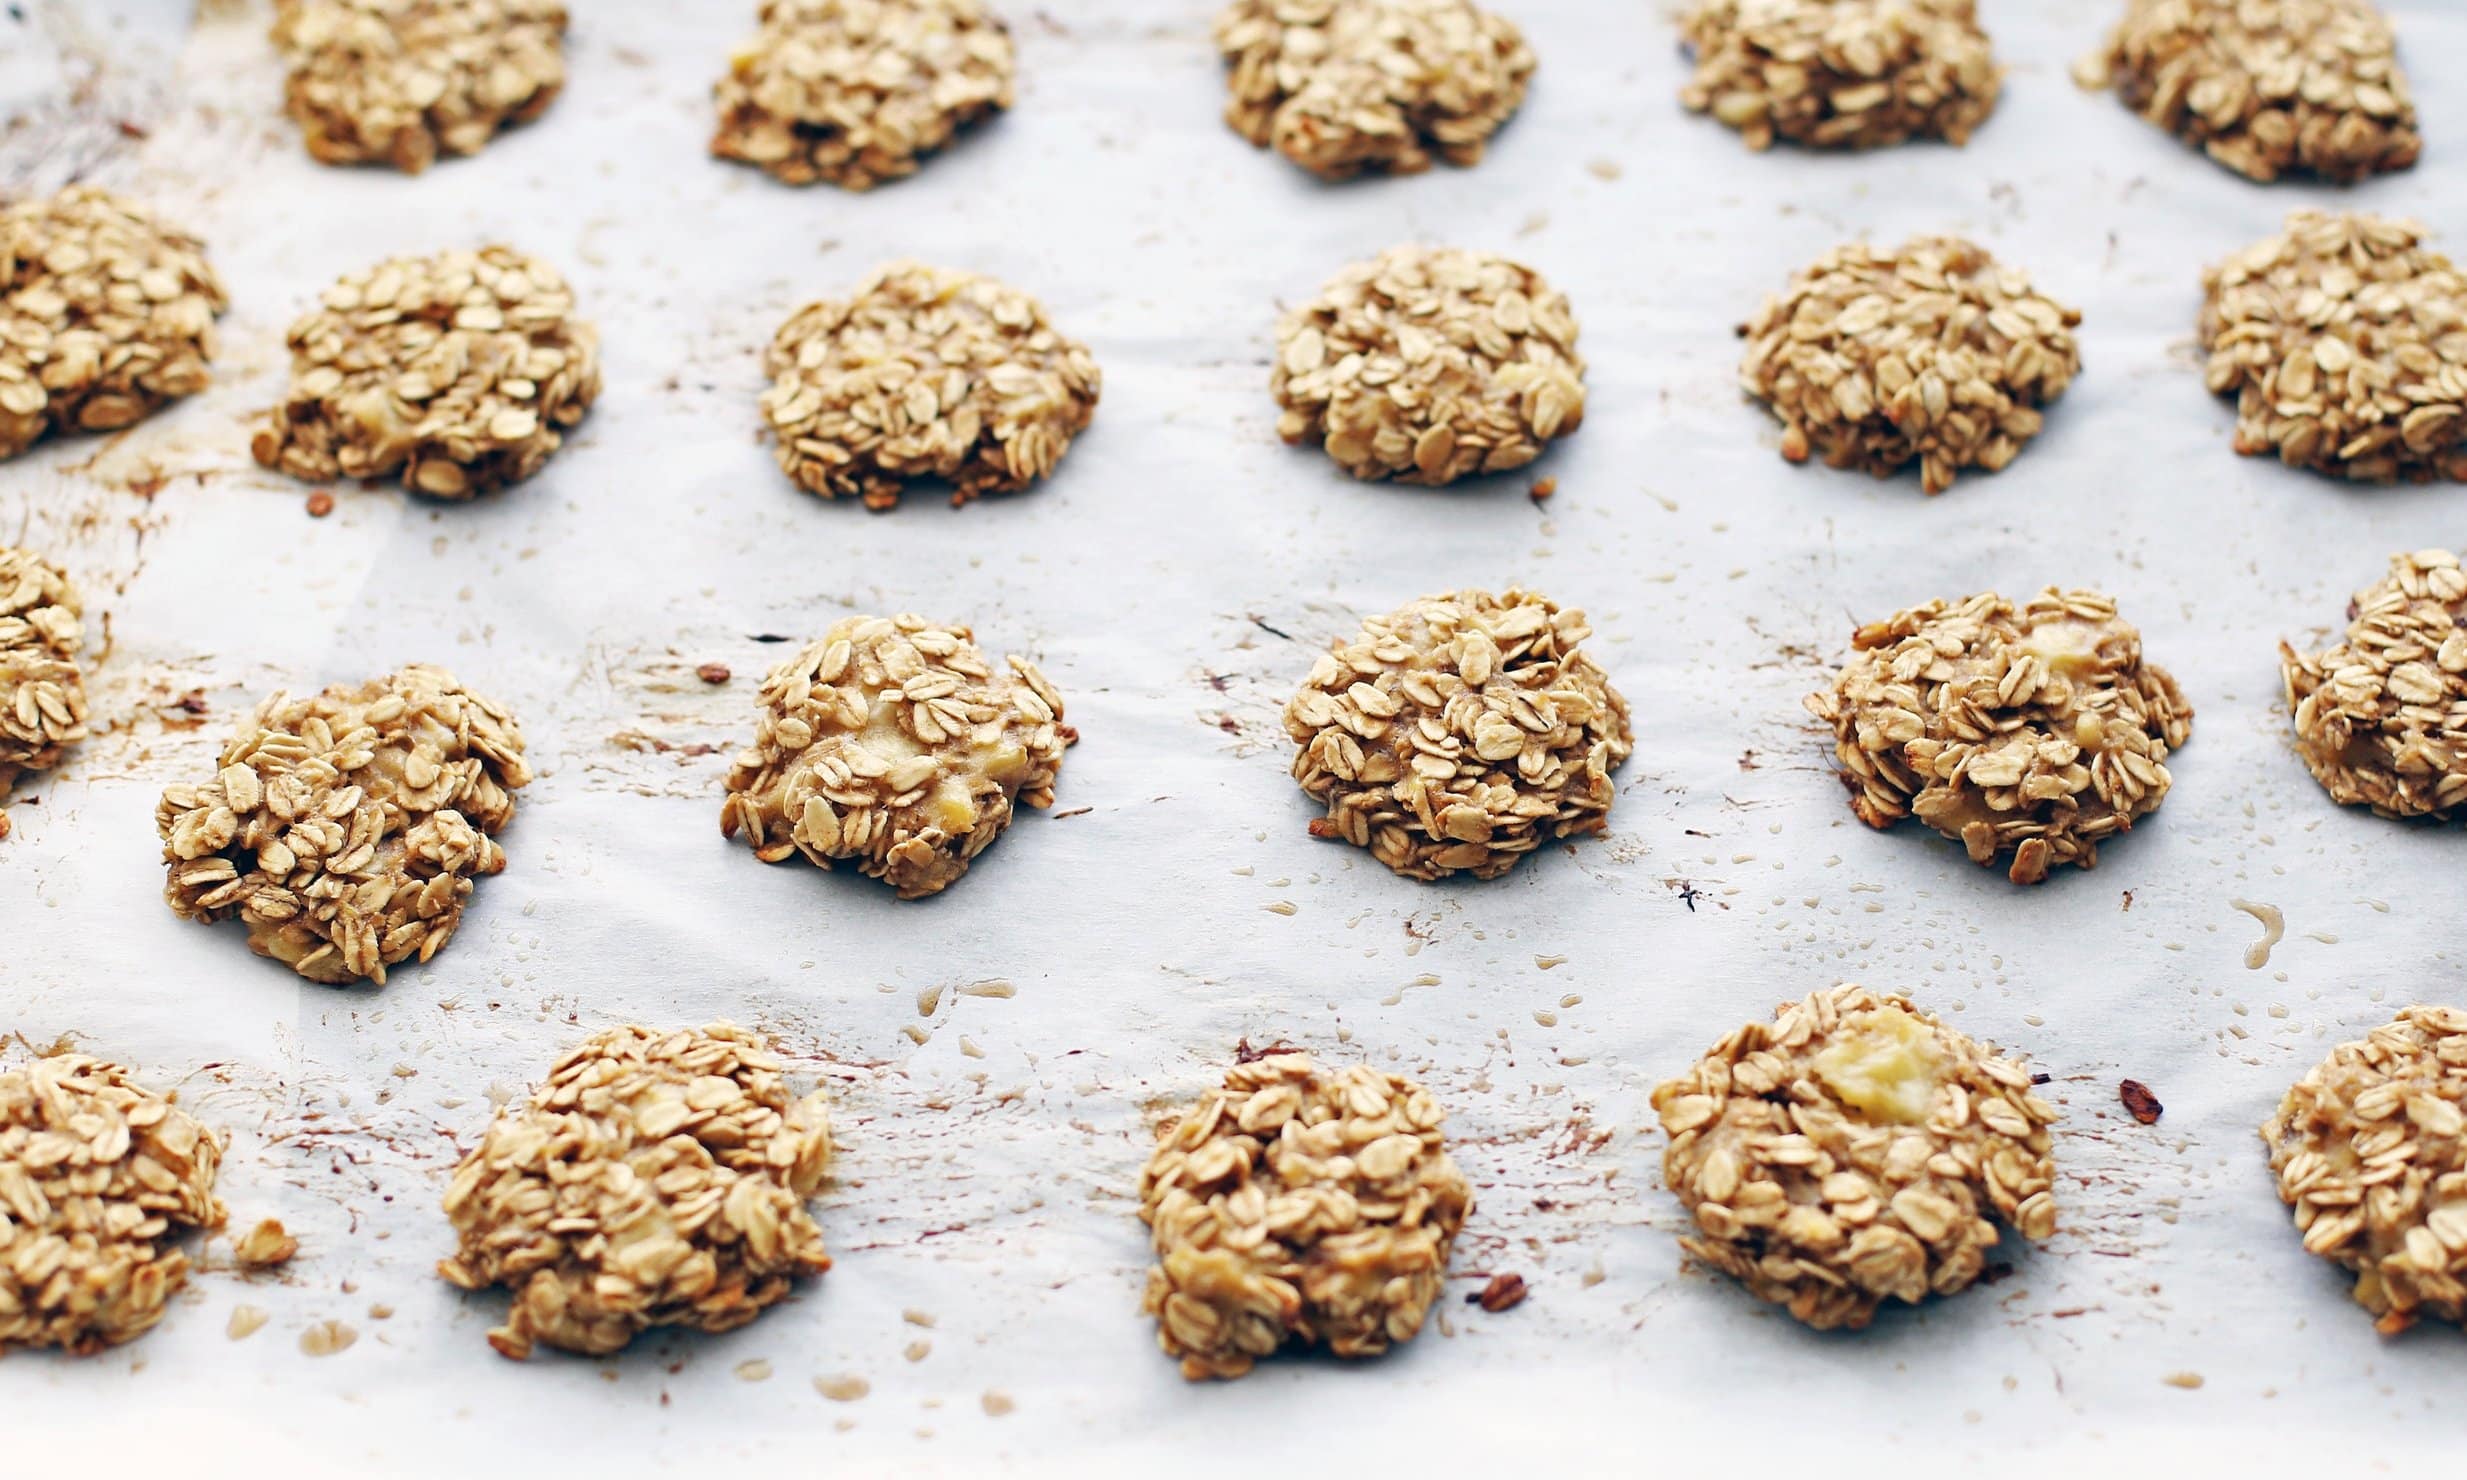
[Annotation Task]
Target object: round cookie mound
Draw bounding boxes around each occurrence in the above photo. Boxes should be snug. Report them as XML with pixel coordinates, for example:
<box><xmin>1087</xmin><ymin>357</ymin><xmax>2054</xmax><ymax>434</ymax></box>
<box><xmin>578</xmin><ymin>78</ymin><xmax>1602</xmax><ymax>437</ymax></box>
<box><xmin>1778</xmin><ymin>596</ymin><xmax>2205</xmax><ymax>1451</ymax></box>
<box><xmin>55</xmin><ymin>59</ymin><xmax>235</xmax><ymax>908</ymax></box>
<box><xmin>1274</xmin><ymin>246</ymin><xmax>1584</xmax><ymax>486</ymax></box>
<box><xmin>156</xmin><ymin>664</ymin><xmax>531</xmax><ymax>985</ymax></box>
<box><xmin>271</xmin><ymin>0</ymin><xmax>569</xmax><ymax>174</ymax></box>
<box><xmin>439</xmin><ymin>1023</ymin><xmax>832</xmax><ymax>1359</ymax></box>
<box><xmin>1214</xmin><ymin>0</ymin><xmax>1534</xmax><ymax>181</ymax></box>
<box><xmin>713</xmin><ymin>0</ymin><xmax>1014</xmax><ymax>190</ymax></box>
<box><xmin>2200</xmin><ymin>212</ymin><xmax>2466</xmax><ymax>484</ymax></box>
<box><xmin>1741</xmin><ymin>236</ymin><xmax>2081</xmax><ymax>495</ymax></box>
<box><xmin>0</xmin><ymin>546</ymin><xmax>89</xmax><ymax>804</ymax></box>
<box><xmin>1286</xmin><ymin>587</ymin><xmax>1630</xmax><ymax>881</ymax></box>
<box><xmin>0</xmin><ymin>185</ymin><xmax>224</xmax><ymax>460</ymax></box>
<box><xmin>1139</xmin><ymin>1051</ymin><xmax>1471</xmax><ymax>1381</ymax></box>
<box><xmin>251</xmin><ymin>244</ymin><xmax>600</xmax><ymax>499</ymax></box>
<box><xmin>722</xmin><ymin>614</ymin><xmax>1071</xmax><ymax>898</ymax></box>
<box><xmin>760</xmin><ymin>262</ymin><xmax>1100</xmax><ymax>510</ymax></box>
<box><xmin>1679</xmin><ymin>0</ymin><xmax>2001</xmax><ymax>151</ymax></box>
<box><xmin>0</xmin><ymin>1054</ymin><xmax>226</xmax><ymax>1355</ymax></box>
<box><xmin>2263</xmin><ymin>1004</ymin><xmax>2467</xmax><ymax>1334</ymax></box>
<box><xmin>2282</xmin><ymin>549</ymin><xmax>2467</xmax><ymax>819</ymax></box>
<box><xmin>1807</xmin><ymin>588</ymin><xmax>2191</xmax><ymax>884</ymax></box>
<box><xmin>1652</xmin><ymin>984</ymin><xmax>2058</xmax><ymax>1331</ymax></box>
<box><xmin>2084</xmin><ymin>0</ymin><xmax>2417</xmax><ymax>185</ymax></box>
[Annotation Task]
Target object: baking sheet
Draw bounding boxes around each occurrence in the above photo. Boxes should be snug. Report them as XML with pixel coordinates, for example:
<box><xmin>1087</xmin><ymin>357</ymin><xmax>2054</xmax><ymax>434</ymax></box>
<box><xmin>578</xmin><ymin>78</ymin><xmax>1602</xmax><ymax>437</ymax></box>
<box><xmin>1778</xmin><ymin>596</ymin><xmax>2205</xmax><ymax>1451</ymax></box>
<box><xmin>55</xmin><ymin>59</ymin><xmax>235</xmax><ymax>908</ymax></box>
<box><xmin>5</xmin><ymin>0</ymin><xmax>2466</xmax><ymax>1473</ymax></box>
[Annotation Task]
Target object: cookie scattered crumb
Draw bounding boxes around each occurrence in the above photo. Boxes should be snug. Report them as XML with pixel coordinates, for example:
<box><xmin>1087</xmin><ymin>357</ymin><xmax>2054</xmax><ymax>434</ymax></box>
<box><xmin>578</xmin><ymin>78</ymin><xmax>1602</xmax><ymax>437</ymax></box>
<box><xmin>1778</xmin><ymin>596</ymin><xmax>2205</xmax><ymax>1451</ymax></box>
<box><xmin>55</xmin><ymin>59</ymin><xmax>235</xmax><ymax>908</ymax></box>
<box><xmin>1679</xmin><ymin>0</ymin><xmax>2001</xmax><ymax>151</ymax></box>
<box><xmin>2281</xmin><ymin>550</ymin><xmax>2467</xmax><ymax>818</ymax></box>
<box><xmin>156</xmin><ymin>665</ymin><xmax>532</xmax><ymax>985</ymax></box>
<box><xmin>1140</xmin><ymin>1052</ymin><xmax>1472</xmax><ymax>1380</ymax></box>
<box><xmin>271</xmin><ymin>0</ymin><xmax>568</xmax><ymax>173</ymax></box>
<box><xmin>1807</xmin><ymin>588</ymin><xmax>2191</xmax><ymax>884</ymax></box>
<box><xmin>234</xmin><ymin>1218</ymin><xmax>299</xmax><ymax>1268</ymax></box>
<box><xmin>1653</xmin><ymin>985</ymin><xmax>2058</xmax><ymax>1329</ymax></box>
<box><xmin>0</xmin><ymin>547</ymin><xmax>89</xmax><ymax>798</ymax></box>
<box><xmin>1214</xmin><ymin>0</ymin><xmax>1533</xmax><ymax>180</ymax></box>
<box><xmin>226</xmin><ymin>1305</ymin><xmax>270</xmax><ymax>1340</ymax></box>
<box><xmin>1740</xmin><ymin>236</ymin><xmax>2080</xmax><ymax>495</ymax></box>
<box><xmin>299</xmin><ymin>1319</ymin><xmax>356</xmax><ymax>1356</ymax></box>
<box><xmin>1287</xmin><ymin>587</ymin><xmax>1631</xmax><ymax>880</ymax></box>
<box><xmin>438</xmin><ymin>1023</ymin><xmax>832</xmax><ymax>1358</ymax></box>
<box><xmin>713</xmin><ymin>0</ymin><xmax>1014</xmax><ymax>189</ymax></box>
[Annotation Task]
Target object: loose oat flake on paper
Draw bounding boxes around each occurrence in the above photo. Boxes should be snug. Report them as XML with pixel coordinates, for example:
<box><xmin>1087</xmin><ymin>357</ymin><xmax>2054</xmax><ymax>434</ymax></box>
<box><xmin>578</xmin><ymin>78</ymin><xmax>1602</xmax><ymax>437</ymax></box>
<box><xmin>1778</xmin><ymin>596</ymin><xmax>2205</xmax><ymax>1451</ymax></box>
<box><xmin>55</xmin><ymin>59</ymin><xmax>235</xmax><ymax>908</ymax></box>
<box><xmin>1652</xmin><ymin>985</ymin><xmax>2059</xmax><ymax>1331</ymax></box>
<box><xmin>2199</xmin><ymin>211</ymin><xmax>2467</xmax><ymax>484</ymax></box>
<box><xmin>713</xmin><ymin>0</ymin><xmax>1015</xmax><ymax>190</ymax></box>
<box><xmin>2080</xmin><ymin>0</ymin><xmax>2419</xmax><ymax>185</ymax></box>
<box><xmin>1678</xmin><ymin>0</ymin><xmax>2002</xmax><ymax>152</ymax></box>
<box><xmin>1139</xmin><ymin>1052</ymin><xmax>1472</xmax><ymax>1380</ymax></box>
<box><xmin>760</xmin><ymin>262</ymin><xmax>1100</xmax><ymax>509</ymax></box>
<box><xmin>2281</xmin><ymin>549</ymin><xmax>2467</xmax><ymax>819</ymax></box>
<box><xmin>1274</xmin><ymin>246</ymin><xmax>1584</xmax><ymax>486</ymax></box>
<box><xmin>0</xmin><ymin>546</ymin><xmax>89</xmax><ymax>805</ymax></box>
<box><xmin>0</xmin><ymin>185</ymin><xmax>225</xmax><ymax>461</ymax></box>
<box><xmin>0</xmin><ymin>1054</ymin><xmax>227</xmax><ymax>1355</ymax></box>
<box><xmin>1286</xmin><ymin>586</ymin><xmax>1631</xmax><ymax>880</ymax></box>
<box><xmin>1740</xmin><ymin>235</ymin><xmax>2081</xmax><ymax>496</ymax></box>
<box><xmin>1214</xmin><ymin>0</ymin><xmax>1535</xmax><ymax>181</ymax></box>
<box><xmin>252</xmin><ymin>245</ymin><xmax>601</xmax><ymax>499</ymax></box>
<box><xmin>439</xmin><ymin>1023</ymin><xmax>832</xmax><ymax>1359</ymax></box>
<box><xmin>156</xmin><ymin>664</ymin><xmax>532</xmax><ymax>985</ymax></box>
<box><xmin>270</xmin><ymin>0</ymin><xmax>570</xmax><ymax>174</ymax></box>
<box><xmin>2264</xmin><ymin>1004</ymin><xmax>2467</xmax><ymax>1334</ymax></box>
<box><xmin>722</xmin><ymin>614</ymin><xmax>1071</xmax><ymax>898</ymax></box>
<box><xmin>1807</xmin><ymin>588</ymin><xmax>2191</xmax><ymax>884</ymax></box>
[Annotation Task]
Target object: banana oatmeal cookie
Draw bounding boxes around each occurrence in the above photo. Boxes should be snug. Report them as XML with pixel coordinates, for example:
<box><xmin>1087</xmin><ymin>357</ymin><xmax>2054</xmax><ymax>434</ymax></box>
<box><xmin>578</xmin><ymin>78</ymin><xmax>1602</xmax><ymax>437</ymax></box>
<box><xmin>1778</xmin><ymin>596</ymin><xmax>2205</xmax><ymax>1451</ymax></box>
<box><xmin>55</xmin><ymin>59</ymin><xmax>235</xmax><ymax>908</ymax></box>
<box><xmin>1286</xmin><ymin>587</ymin><xmax>1630</xmax><ymax>880</ymax></box>
<box><xmin>761</xmin><ymin>262</ymin><xmax>1100</xmax><ymax>509</ymax></box>
<box><xmin>271</xmin><ymin>0</ymin><xmax>569</xmax><ymax>173</ymax></box>
<box><xmin>1214</xmin><ymin>0</ymin><xmax>1534</xmax><ymax>180</ymax></box>
<box><xmin>0</xmin><ymin>1053</ymin><xmax>227</xmax><ymax>1355</ymax></box>
<box><xmin>1807</xmin><ymin>588</ymin><xmax>2191</xmax><ymax>884</ymax></box>
<box><xmin>1274</xmin><ymin>246</ymin><xmax>1583</xmax><ymax>486</ymax></box>
<box><xmin>0</xmin><ymin>547</ymin><xmax>88</xmax><ymax>809</ymax></box>
<box><xmin>722</xmin><ymin>614</ymin><xmax>1070</xmax><ymax>898</ymax></box>
<box><xmin>439</xmin><ymin>1023</ymin><xmax>832</xmax><ymax>1359</ymax></box>
<box><xmin>251</xmin><ymin>245</ymin><xmax>600</xmax><ymax>499</ymax></box>
<box><xmin>2200</xmin><ymin>212</ymin><xmax>2467</xmax><ymax>484</ymax></box>
<box><xmin>713</xmin><ymin>0</ymin><xmax>1014</xmax><ymax>190</ymax></box>
<box><xmin>2281</xmin><ymin>550</ymin><xmax>2467</xmax><ymax>818</ymax></box>
<box><xmin>2081</xmin><ymin>0</ymin><xmax>2418</xmax><ymax>184</ymax></box>
<box><xmin>1139</xmin><ymin>1051</ymin><xmax>1472</xmax><ymax>1380</ymax></box>
<box><xmin>1679</xmin><ymin>0</ymin><xmax>2001</xmax><ymax>151</ymax></box>
<box><xmin>0</xmin><ymin>186</ymin><xmax>224</xmax><ymax>460</ymax></box>
<box><xmin>1653</xmin><ymin>985</ymin><xmax>2058</xmax><ymax>1330</ymax></box>
<box><xmin>1740</xmin><ymin>236</ymin><xmax>2081</xmax><ymax>496</ymax></box>
<box><xmin>2264</xmin><ymin>1005</ymin><xmax>2467</xmax><ymax>1333</ymax></box>
<box><xmin>156</xmin><ymin>664</ymin><xmax>531</xmax><ymax>985</ymax></box>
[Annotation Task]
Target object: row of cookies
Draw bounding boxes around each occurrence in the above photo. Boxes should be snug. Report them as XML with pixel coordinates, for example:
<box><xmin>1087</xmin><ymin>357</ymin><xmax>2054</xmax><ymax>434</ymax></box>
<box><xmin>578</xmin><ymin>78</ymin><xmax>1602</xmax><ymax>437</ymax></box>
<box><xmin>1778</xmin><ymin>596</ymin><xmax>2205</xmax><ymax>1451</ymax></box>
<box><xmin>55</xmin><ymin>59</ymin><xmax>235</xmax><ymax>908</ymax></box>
<box><xmin>257</xmin><ymin>1</ymin><xmax>2426</xmax><ymax>188</ymax></box>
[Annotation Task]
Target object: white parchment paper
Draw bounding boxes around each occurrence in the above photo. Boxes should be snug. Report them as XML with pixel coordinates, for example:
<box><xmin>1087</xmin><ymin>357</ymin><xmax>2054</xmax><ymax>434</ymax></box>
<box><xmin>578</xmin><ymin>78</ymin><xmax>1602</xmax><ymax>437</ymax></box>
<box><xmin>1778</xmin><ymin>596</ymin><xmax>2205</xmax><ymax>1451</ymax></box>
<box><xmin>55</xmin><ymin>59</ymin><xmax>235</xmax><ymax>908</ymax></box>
<box><xmin>4</xmin><ymin>1</ymin><xmax>2466</xmax><ymax>1473</ymax></box>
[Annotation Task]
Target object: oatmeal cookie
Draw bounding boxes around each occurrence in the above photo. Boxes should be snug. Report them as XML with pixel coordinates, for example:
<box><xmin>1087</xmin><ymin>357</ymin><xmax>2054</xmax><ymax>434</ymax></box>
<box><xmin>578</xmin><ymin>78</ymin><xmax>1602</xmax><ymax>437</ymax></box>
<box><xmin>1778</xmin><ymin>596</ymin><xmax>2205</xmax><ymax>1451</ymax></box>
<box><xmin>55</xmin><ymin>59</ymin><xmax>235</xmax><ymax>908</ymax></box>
<box><xmin>0</xmin><ymin>546</ymin><xmax>88</xmax><ymax>805</ymax></box>
<box><xmin>1214</xmin><ymin>0</ymin><xmax>1534</xmax><ymax>180</ymax></box>
<box><xmin>722</xmin><ymin>614</ymin><xmax>1070</xmax><ymax>898</ymax></box>
<box><xmin>1740</xmin><ymin>236</ymin><xmax>2081</xmax><ymax>495</ymax></box>
<box><xmin>0</xmin><ymin>186</ymin><xmax>224</xmax><ymax>460</ymax></box>
<box><xmin>251</xmin><ymin>245</ymin><xmax>600</xmax><ymax>499</ymax></box>
<box><xmin>0</xmin><ymin>1054</ymin><xmax>226</xmax><ymax>1355</ymax></box>
<box><xmin>1287</xmin><ymin>587</ymin><xmax>1630</xmax><ymax>880</ymax></box>
<box><xmin>2264</xmin><ymin>1005</ymin><xmax>2467</xmax><ymax>1333</ymax></box>
<box><xmin>761</xmin><ymin>262</ymin><xmax>1100</xmax><ymax>509</ymax></box>
<box><xmin>271</xmin><ymin>0</ymin><xmax>569</xmax><ymax>173</ymax></box>
<box><xmin>1654</xmin><ymin>986</ymin><xmax>2057</xmax><ymax>1330</ymax></box>
<box><xmin>713</xmin><ymin>0</ymin><xmax>1014</xmax><ymax>190</ymax></box>
<box><xmin>1274</xmin><ymin>246</ymin><xmax>1583</xmax><ymax>486</ymax></box>
<box><xmin>1139</xmin><ymin>1052</ymin><xmax>1471</xmax><ymax>1380</ymax></box>
<box><xmin>156</xmin><ymin>664</ymin><xmax>531</xmax><ymax>985</ymax></box>
<box><xmin>1679</xmin><ymin>0</ymin><xmax>2001</xmax><ymax>151</ymax></box>
<box><xmin>1807</xmin><ymin>588</ymin><xmax>2191</xmax><ymax>884</ymax></box>
<box><xmin>2281</xmin><ymin>550</ymin><xmax>2467</xmax><ymax>819</ymax></box>
<box><xmin>439</xmin><ymin>1023</ymin><xmax>832</xmax><ymax>1358</ymax></box>
<box><xmin>2082</xmin><ymin>0</ymin><xmax>2418</xmax><ymax>184</ymax></box>
<box><xmin>2200</xmin><ymin>212</ymin><xmax>2467</xmax><ymax>484</ymax></box>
